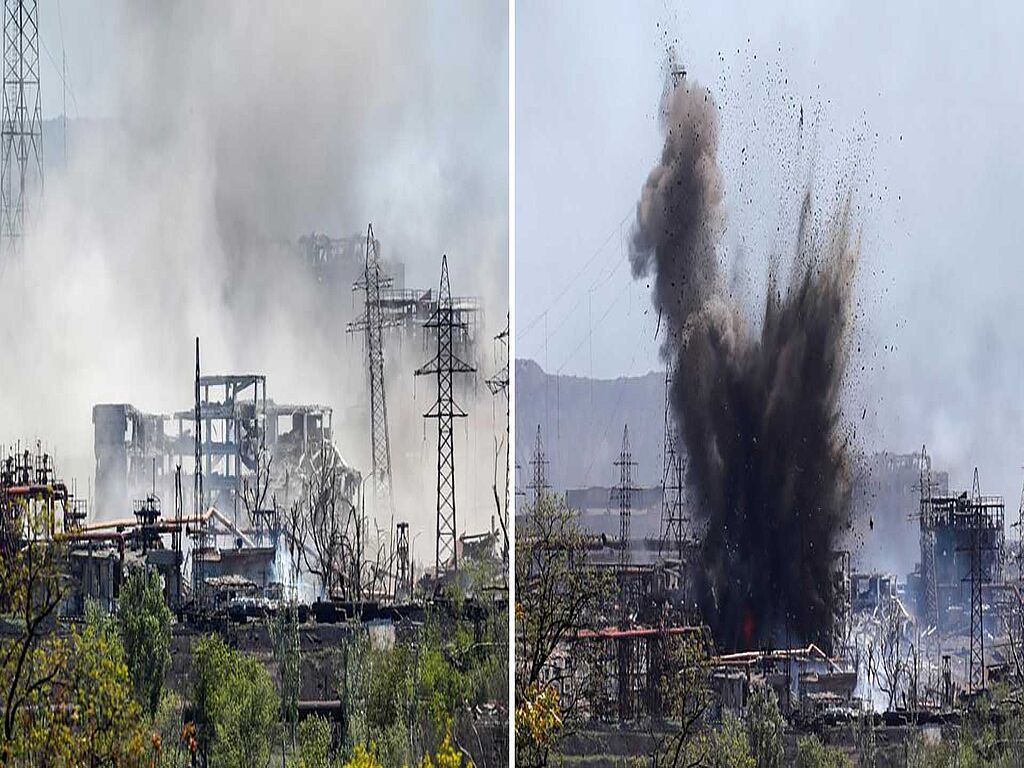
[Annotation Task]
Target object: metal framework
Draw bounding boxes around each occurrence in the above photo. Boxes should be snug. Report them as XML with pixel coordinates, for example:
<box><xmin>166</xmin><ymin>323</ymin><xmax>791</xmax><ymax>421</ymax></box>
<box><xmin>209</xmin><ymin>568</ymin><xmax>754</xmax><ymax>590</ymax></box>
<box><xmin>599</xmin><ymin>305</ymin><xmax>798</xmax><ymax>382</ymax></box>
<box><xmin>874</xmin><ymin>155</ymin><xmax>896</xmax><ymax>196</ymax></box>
<box><xmin>415</xmin><ymin>255</ymin><xmax>476</xmax><ymax>577</ymax></box>
<box><xmin>1</xmin><ymin>0</ymin><xmax>42</xmax><ymax>255</ymax></box>
<box><xmin>658</xmin><ymin>371</ymin><xmax>686</xmax><ymax>561</ymax></box>
<box><xmin>347</xmin><ymin>224</ymin><xmax>395</xmax><ymax>520</ymax></box>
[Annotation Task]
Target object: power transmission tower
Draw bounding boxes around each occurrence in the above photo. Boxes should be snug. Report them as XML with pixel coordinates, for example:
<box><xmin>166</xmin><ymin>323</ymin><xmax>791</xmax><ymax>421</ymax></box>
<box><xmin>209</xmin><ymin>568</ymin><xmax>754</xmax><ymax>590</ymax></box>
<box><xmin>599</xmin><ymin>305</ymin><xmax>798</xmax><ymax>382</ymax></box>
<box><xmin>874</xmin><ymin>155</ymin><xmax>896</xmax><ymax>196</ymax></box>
<box><xmin>347</xmin><ymin>224</ymin><xmax>395</xmax><ymax>519</ymax></box>
<box><xmin>415</xmin><ymin>255</ymin><xmax>476</xmax><ymax>577</ymax></box>
<box><xmin>611</xmin><ymin>425</ymin><xmax>638</xmax><ymax>623</ymax></box>
<box><xmin>485</xmin><ymin>316</ymin><xmax>509</xmax><ymax>567</ymax></box>
<box><xmin>1</xmin><ymin>0</ymin><xmax>43</xmax><ymax>256</ymax></box>
<box><xmin>527</xmin><ymin>424</ymin><xmax>549</xmax><ymax>504</ymax></box>
<box><xmin>658</xmin><ymin>371</ymin><xmax>686</xmax><ymax>562</ymax></box>
<box><xmin>611</xmin><ymin>425</ymin><xmax>638</xmax><ymax>723</ymax></box>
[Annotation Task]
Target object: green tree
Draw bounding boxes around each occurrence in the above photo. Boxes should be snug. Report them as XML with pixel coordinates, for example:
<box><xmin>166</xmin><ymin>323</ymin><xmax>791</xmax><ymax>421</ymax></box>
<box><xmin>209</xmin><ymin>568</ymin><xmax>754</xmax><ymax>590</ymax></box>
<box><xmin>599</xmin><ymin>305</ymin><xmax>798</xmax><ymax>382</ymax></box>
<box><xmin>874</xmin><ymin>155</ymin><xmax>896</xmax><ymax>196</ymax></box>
<box><xmin>795</xmin><ymin>735</ymin><xmax>851</xmax><ymax>768</ymax></box>
<box><xmin>64</xmin><ymin>604</ymin><xmax>149</xmax><ymax>766</ymax></box>
<box><xmin>3</xmin><ymin>601</ymin><xmax>149</xmax><ymax>767</ymax></box>
<box><xmin>117</xmin><ymin>566</ymin><xmax>172</xmax><ymax>717</ymax></box>
<box><xmin>270</xmin><ymin>601</ymin><xmax>302</xmax><ymax>746</ymax></box>
<box><xmin>191</xmin><ymin>633</ymin><xmax>280</xmax><ymax>768</ymax></box>
<box><xmin>746</xmin><ymin>683</ymin><xmax>785</xmax><ymax>768</ymax></box>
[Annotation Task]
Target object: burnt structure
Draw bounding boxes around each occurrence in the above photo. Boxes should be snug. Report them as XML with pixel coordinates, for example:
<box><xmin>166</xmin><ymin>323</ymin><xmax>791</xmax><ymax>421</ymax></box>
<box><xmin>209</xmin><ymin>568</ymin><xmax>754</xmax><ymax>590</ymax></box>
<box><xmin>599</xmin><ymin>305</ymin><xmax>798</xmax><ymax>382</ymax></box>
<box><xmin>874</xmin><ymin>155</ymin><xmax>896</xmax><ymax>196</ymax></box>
<box><xmin>93</xmin><ymin>384</ymin><xmax>332</xmax><ymax>522</ymax></box>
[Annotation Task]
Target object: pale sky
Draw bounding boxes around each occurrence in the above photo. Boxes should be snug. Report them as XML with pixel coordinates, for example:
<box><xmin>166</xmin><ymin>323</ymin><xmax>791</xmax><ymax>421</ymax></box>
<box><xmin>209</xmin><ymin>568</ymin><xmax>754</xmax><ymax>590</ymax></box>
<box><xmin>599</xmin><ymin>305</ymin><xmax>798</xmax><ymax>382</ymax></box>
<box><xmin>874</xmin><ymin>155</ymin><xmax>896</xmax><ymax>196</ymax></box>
<box><xmin>517</xmin><ymin>0</ymin><xmax>1024</xmax><ymax>505</ymax></box>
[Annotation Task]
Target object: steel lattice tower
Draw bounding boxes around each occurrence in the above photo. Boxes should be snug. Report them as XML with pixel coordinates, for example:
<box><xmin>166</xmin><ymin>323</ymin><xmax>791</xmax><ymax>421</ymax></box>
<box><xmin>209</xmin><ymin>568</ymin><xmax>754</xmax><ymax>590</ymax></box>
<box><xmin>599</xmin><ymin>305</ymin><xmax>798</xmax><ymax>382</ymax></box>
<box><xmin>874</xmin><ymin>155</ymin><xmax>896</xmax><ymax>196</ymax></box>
<box><xmin>527</xmin><ymin>424</ymin><xmax>549</xmax><ymax>504</ymax></box>
<box><xmin>658</xmin><ymin>371</ymin><xmax>686</xmax><ymax>561</ymax></box>
<box><xmin>415</xmin><ymin>255</ymin><xmax>476</xmax><ymax>576</ymax></box>
<box><xmin>612</xmin><ymin>425</ymin><xmax>638</xmax><ymax>621</ymax></box>
<box><xmin>1</xmin><ymin>0</ymin><xmax>42</xmax><ymax>255</ymax></box>
<box><xmin>348</xmin><ymin>224</ymin><xmax>395</xmax><ymax>518</ymax></box>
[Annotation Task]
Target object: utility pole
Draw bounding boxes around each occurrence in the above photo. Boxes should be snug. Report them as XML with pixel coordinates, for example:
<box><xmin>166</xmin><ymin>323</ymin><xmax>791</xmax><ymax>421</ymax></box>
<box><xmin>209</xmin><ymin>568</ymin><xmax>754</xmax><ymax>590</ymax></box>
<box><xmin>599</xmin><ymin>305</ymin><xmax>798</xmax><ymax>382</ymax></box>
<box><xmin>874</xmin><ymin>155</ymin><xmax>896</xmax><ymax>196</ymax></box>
<box><xmin>415</xmin><ymin>255</ymin><xmax>475</xmax><ymax>578</ymax></box>
<box><xmin>658</xmin><ymin>370</ymin><xmax>686</xmax><ymax>562</ymax></box>
<box><xmin>347</xmin><ymin>224</ymin><xmax>395</xmax><ymax>521</ymax></box>
<box><xmin>1</xmin><ymin>0</ymin><xmax>43</xmax><ymax>256</ymax></box>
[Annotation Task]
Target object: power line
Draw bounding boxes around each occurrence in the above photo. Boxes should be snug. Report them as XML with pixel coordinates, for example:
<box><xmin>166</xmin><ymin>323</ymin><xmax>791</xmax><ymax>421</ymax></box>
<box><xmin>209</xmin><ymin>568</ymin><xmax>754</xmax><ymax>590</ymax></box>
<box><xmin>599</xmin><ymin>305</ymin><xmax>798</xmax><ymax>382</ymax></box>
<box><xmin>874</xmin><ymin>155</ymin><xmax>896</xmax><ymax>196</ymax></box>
<box><xmin>516</xmin><ymin>208</ymin><xmax>632</xmax><ymax>341</ymax></box>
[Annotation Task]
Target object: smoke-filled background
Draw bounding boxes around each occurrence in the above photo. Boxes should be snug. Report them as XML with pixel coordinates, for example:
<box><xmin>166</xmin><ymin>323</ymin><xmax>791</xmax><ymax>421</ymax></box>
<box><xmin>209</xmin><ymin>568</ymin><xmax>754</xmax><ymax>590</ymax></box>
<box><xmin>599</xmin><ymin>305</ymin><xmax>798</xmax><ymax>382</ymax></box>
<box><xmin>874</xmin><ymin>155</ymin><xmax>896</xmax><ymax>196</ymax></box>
<box><xmin>630</xmin><ymin>71</ymin><xmax>858</xmax><ymax>650</ymax></box>
<box><xmin>0</xmin><ymin>1</ymin><xmax>508</xmax><ymax>543</ymax></box>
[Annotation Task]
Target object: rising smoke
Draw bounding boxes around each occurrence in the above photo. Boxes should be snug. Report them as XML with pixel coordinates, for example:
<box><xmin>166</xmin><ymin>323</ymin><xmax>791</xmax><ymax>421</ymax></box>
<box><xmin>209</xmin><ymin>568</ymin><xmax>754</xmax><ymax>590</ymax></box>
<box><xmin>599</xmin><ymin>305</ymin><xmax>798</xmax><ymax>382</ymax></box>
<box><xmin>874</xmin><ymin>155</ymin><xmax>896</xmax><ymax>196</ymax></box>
<box><xmin>630</xmin><ymin>69</ymin><xmax>859</xmax><ymax>651</ymax></box>
<box><xmin>0</xmin><ymin>2</ymin><xmax>508</xmax><ymax>540</ymax></box>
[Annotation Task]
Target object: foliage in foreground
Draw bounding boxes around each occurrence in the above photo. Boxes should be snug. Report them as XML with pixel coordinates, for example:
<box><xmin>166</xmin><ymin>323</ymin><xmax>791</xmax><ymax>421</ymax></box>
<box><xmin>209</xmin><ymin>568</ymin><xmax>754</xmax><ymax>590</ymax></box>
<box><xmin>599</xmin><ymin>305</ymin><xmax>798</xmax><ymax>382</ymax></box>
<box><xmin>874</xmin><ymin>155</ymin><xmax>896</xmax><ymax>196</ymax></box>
<box><xmin>191</xmin><ymin>632</ymin><xmax>280</xmax><ymax>768</ymax></box>
<box><xmin>118</xmin><ymin>566</ymin><xmax>173</xmax><ymax>717</ymax></box>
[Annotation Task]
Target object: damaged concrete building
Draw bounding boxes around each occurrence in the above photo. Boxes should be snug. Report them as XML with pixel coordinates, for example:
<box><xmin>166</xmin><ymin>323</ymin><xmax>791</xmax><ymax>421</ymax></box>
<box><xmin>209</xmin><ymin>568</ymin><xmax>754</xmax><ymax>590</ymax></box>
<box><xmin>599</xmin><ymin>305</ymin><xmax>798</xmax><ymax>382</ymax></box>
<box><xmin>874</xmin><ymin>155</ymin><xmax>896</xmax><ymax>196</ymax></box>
<box><xmin>93</xmin><ymin>378</ymin><xmax>333</xmax><ymax>523</ymax></box>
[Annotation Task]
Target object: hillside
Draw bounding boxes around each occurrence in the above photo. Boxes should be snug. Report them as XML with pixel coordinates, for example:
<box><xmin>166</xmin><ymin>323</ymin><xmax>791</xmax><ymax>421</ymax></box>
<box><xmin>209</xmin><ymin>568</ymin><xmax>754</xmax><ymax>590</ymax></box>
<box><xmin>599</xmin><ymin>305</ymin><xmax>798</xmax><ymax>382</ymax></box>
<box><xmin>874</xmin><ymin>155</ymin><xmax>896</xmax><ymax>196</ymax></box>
<box><xmin>514</xmin><ymin>358</ymin><xmax>666</xmax><ymax>492</ymax></box>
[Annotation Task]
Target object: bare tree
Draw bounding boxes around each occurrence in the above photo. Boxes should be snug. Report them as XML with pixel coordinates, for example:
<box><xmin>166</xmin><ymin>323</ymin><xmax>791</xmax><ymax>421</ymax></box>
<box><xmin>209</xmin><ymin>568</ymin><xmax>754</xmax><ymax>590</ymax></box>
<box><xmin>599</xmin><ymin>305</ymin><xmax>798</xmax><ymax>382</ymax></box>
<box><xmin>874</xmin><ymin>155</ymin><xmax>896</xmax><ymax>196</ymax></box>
<box><xmin>868</xmin><ymin>596</ymin><xmax>910</xmax><ymax>712</ymax></box>
<box><xmin>242</xmin><ymin>443</ymin><xmax>277</xmax><ymax>541</ymax></box>
<box><xmin>301</xmin><ymin>442</ymin><xmax>361</xmax><ymax>601</ymax></box>
<box><xmin>653</xmin><ymin>629</ymin><xmax>714</xmax><ymax>768</ymax></box>
<box><xmin>492</xmin><ymin>433</ymin><xmax>509</xmax><ymax>575</ymax></box>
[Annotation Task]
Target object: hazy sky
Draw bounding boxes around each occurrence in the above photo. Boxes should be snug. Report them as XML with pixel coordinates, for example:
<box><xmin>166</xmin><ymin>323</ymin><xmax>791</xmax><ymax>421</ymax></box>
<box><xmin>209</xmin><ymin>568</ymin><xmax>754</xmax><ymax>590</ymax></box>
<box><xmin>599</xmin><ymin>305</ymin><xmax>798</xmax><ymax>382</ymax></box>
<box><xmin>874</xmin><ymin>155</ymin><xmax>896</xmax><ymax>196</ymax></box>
<box><xmin>517</xmin><ymin>0</ymin><xmax>1024</xmax><ymax>504</ymax></box>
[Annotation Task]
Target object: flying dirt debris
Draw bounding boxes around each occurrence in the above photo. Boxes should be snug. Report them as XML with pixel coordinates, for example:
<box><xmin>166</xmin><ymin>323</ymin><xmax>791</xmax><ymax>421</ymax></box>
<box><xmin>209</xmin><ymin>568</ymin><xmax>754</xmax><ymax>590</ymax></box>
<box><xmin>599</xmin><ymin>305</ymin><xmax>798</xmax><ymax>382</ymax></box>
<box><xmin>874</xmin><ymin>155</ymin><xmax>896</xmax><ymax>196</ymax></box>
<box><xmin>630</xmin><ymin>67</ymin><xmax>859</xmax><ymax>652</ymax></box>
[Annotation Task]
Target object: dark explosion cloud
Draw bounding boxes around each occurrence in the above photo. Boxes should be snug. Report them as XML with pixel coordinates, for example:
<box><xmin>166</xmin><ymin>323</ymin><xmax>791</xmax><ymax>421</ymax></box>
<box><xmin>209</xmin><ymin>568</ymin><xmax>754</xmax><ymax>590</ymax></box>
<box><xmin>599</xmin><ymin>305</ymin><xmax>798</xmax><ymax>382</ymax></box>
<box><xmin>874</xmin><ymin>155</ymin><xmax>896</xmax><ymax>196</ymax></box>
<box><xmin>630</xmin><ymin>72</ymin><xmax>858</xmax><ymax>652</ymax></box>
